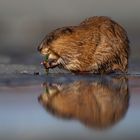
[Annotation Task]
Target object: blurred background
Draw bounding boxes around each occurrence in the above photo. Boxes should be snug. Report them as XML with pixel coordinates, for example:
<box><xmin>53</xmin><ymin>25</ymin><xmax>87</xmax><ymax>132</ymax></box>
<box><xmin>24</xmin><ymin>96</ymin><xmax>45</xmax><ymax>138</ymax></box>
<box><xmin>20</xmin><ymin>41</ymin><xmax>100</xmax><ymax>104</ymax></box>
<box><xmin>0</xmin><ymin>0</ymin><xmax>139</xmax><ymax>70</ymax></box>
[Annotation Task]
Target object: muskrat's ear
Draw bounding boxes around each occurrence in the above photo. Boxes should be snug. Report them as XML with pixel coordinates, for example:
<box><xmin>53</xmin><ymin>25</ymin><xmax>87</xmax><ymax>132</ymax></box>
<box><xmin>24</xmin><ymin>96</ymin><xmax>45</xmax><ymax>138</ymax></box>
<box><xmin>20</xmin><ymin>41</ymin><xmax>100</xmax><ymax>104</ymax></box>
<box><xmin>62</xmin><ymin>27</ymin><xmax>73</xmax><ymax>35</ymax></box>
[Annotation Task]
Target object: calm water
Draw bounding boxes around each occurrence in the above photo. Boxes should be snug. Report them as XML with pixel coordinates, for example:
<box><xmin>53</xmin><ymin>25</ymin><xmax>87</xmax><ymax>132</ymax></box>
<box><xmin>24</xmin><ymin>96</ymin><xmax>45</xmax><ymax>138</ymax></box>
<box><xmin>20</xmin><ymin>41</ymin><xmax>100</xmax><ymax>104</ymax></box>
<box><xmin>0</xmin><ymin>74</ymin><xmax>140</xmax><ymax>140</ymax></box>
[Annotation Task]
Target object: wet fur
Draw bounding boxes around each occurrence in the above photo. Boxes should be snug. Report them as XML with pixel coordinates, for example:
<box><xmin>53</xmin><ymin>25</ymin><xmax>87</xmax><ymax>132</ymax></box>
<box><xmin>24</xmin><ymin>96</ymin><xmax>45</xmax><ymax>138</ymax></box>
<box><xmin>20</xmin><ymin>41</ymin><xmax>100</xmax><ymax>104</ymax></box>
<box><xmin>38</xmin><ymin>16</ymin><xmax>129</xmax><ymax>73</ymax></box>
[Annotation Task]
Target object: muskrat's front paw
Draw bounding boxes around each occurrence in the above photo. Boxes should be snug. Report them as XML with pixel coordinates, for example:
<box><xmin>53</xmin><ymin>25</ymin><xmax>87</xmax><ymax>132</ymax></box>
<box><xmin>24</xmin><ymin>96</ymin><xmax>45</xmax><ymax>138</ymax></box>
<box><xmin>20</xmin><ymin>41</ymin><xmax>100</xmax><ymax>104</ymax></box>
<box><xmin>41</xmin><ymin>61</ymin><xmax>50</xmax><ymax>69</ymax></box>
<box><xmin>41</xmin><ymin>60</ymin><xmax>58</xmax><ymax>70</ymax></box>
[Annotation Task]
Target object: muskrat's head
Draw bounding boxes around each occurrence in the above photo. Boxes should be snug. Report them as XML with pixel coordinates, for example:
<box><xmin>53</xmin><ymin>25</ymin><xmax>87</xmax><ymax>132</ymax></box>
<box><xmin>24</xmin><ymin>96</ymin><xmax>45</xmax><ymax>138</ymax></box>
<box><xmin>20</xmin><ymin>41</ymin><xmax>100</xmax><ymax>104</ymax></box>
<box><xmin>38</xmin><ymin>83</ymin><xmax>62</xmax><ymax>106</ymax></box>
<box><xmin>37</xmin><ymin>27</ymin><xmax>75</xmax><ymax>68</ymax></box>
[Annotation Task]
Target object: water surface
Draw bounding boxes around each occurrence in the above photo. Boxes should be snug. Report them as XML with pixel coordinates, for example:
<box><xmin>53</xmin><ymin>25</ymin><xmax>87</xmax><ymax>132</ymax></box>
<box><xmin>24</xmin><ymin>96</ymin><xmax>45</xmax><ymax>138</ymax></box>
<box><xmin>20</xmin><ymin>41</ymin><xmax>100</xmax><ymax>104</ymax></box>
<box><xmin>0</xmin><ymin>74</ymin><xmax>140</xmax><ymax>140</ymax></box>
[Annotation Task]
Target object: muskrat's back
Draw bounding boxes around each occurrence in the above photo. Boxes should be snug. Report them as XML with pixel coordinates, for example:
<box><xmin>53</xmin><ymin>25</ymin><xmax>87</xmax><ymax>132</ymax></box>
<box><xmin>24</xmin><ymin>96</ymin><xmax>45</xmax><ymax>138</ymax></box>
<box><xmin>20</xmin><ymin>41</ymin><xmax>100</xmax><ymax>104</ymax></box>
<box><xmin>38</xmin><ymin>16</ymin><xmax>129</xmax><ymax>73</ymax></box>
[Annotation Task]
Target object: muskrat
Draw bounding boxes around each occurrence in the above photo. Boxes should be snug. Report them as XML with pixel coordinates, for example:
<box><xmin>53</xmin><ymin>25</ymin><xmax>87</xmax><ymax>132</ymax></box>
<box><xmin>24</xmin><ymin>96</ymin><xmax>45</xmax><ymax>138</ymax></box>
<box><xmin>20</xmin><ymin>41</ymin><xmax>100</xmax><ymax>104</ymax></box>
<box><xmin>38</xmin><ymin>16</ymin><xmax>129</xmax><ymax>73</ymax></box>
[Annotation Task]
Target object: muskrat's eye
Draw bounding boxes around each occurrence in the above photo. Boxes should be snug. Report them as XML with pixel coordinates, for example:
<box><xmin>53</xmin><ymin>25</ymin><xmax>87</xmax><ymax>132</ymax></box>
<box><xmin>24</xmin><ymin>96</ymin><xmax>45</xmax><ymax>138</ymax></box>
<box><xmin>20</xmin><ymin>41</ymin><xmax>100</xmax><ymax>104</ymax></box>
<box><xmin>62</xmin><ymin>27</ymin><xmax>73</xmax><ymax>35</ymax></box>
<box><xmin>47</xmin><ymin>35</ymin><xmax>54</xmax><ymax>45</ymax></box>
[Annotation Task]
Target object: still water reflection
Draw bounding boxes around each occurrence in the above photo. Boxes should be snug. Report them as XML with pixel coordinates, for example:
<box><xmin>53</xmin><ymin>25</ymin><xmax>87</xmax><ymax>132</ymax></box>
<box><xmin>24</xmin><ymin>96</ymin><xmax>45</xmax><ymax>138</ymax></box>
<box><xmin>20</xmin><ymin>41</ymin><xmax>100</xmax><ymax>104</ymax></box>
<box><xmin>39</xmin><ymin>76</ymin><xmax>129</xmax><ymax>130</ymax></box>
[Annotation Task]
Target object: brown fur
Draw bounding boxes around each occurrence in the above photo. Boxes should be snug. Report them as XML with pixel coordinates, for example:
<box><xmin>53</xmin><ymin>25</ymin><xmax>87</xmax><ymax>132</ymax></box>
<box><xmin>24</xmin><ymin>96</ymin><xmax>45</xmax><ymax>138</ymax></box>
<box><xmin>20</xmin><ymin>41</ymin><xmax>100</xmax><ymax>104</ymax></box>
<box><xmin>38</xmin><ymin>76</ymin><xmax>129</xmax><ymax>129</ymax></box>
<box><xmin>38</xmin><ymin>16</ymin><xmax>129</xmax><ymax>73</ymax></box>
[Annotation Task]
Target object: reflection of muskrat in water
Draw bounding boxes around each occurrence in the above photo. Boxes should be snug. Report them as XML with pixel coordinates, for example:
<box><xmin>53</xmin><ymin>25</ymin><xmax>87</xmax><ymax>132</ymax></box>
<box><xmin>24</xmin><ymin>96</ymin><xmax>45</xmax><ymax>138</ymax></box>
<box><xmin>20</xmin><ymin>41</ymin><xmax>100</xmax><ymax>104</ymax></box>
<box><xmin>38</xmin><ymin>76</ymin><xmax>129</xmax><ymax>129</ymax></box>
<box><xmin>38</xmin><ymin>16</ymin><xmax>129</xmax><ymax>73</ymax></box>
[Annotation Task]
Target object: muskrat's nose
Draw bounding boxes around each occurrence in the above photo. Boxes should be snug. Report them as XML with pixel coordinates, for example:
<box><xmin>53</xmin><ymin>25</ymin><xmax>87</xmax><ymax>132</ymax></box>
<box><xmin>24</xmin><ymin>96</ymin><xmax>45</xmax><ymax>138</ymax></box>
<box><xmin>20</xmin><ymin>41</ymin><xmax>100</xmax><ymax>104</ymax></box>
<box><xmin>37</xmin><ymin>44</ymin><xmax>43</xmax><ymax>52</ymax></box>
